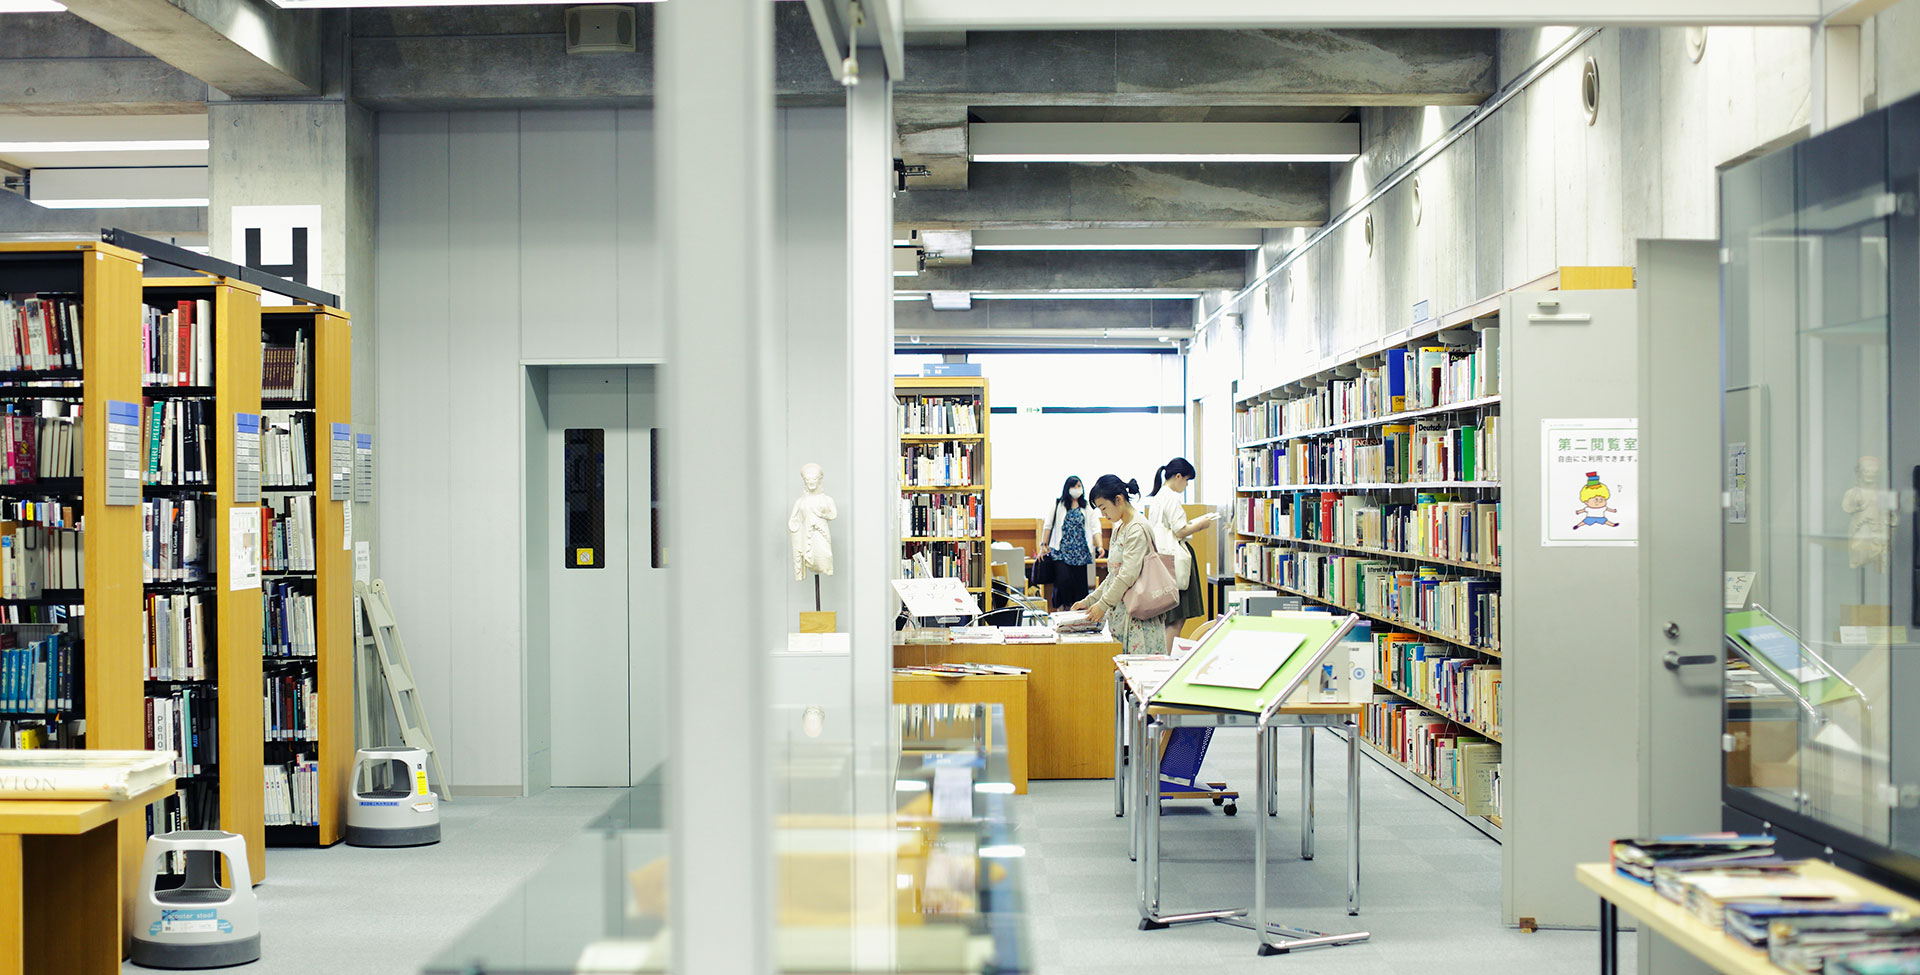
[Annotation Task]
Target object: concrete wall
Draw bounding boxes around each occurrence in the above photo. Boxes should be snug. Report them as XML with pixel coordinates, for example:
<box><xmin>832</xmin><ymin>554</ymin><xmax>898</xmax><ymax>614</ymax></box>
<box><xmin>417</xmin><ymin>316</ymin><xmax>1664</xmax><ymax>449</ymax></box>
<box><xmin>373</xmin><ymin>107</ymin><xmax>848</xmax><ymax>791</ymax></box>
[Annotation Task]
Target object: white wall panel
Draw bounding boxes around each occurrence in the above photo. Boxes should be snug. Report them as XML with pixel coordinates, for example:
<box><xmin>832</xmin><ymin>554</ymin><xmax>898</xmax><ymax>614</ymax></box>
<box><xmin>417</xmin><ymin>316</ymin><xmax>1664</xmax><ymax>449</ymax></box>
<box><xmin>519</xmin><ymin>111</ymin><xmax>620</xmax><ymax>361</ymax></box>
<box><xmin>446</xmin><ymin>111</ymin><xmax>526</xmax><ymax>787</ymax></box>
<box><xmin>614</xmin><ymin>110</ymin><xmax>662</xmax><ymax>361</ymax></box>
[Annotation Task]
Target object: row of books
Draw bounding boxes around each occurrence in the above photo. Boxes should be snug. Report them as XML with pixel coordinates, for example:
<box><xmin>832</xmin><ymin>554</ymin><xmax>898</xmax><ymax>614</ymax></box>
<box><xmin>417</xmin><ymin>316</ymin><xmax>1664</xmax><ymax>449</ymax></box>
<box><xmin>1235</xmin><ymin>417</ymin><xmax>1500</xmax><ymax>487</ymax></box>
<box><xmin>0</xmin><ymin>632</ymin><xmax>73</xmax><ymax>713</ymax></box>
<box><xmin>901</xmin><ymin>540</ymin><xmax>981</xmax><ymax>587</ymax></box>
<box><xmin>0</xmin><ymin>406</ymin><xmax>82</xmax><ymax>484</ymax></box>
<box><xmin>264</xmin><ymin>671</ymin><xmax>316</xmax><ymax>742</ymax></box>
<box><xmin>143</xmin><ymin>398</ymin><xmax>212</xmax><ymax>486</ymax></box>
<box><xmin>145</xmin><ymin>781</ymin><xmax>217</xmax><ymax>873</ymax></box>
<box><xmin>265</xmin><ymin>757</ymin><xmax>320</xmax><ymax>826</ymax></box>
<box><xmin>1360</xmin><ymin>696</ymin><xmax>1500</xmax><ymax>813</ymax></box>
<box><xmin>262</xmin><ymin>495</ymin><xmax>316</xmax><ymax>572</ymax></box>
<box><xmin>143</xmin><ymin>496</ymin><xmax>207</xmax><ymax>583</ymax></box>
<box><xmin>263</xmin><ymin>409</ymin><xmax>314</xmax><ymax>486</ymax></box>
<box><xmin>144</xmin><ymin>592</ymin><xmax>208</xmax><ymax>681</ymax></box>
<box><xmin>263</xmin><ymin>581</ymin><xmax>316</xmax><ymax>658</ymax></box>
<box><xmin>1375</xmin><ymin>632</ymin><xmax>1502</xmax><ymax>737</ymax></box>
<box><xmin>1234</xmin><ymin>545</ymin><xmax>1500</xmax><ymax>650</ymax></box>
<box><xmin>147</xmin><ymin>685</ymin><xmax>216</xmax><ymax>777</ymax></box>
<box><xmin>901</xmin><ymin>443</ymin><xmax>981</xmax><ymax>488</ymax></box>
<box><xmin>142</xmin><ymin>299</ymin><xmax>213</xmax><ymax>387</ymax></box>
<box><xmin>1236</xmin><ymin>492</ymin><xmax>1501</xmax><ymax>568</ymax></box>
<box><xmin>262</xmin><ymin>331</ymin><xmax>311</xmax><ymax>402</ymax></box>
<box><xmin>898</xmin><ymin>395</ymin><xmax>982</xmax><ymax>436</ymax></box>
<box><xmin>1235</xmin><ymin>329</ymin><xmax>1499</xmax><ymax>442</ymax></box>
<box><xmin>1611</xmin><ymin>836</ymin><xmax>1920</xmax><ymax>974</ymax></box>
<box><xmin>0</xmin><ymin>721</ymin><xmax>66</xmax><ymax>747</ymax></box>
<box><xmin>899</xmin><ymin>491</ymin><xmax>984</xmax><ymax>538</ymax></box>
<box><xmin>0</xmin><ymin>295</ymin><xmax>84</xmax><ymax>373</ymax></box>
<box><xmin>0</xmin><ymin>521</ymin><xmax>84</xmax><ymax>597</ymax></box>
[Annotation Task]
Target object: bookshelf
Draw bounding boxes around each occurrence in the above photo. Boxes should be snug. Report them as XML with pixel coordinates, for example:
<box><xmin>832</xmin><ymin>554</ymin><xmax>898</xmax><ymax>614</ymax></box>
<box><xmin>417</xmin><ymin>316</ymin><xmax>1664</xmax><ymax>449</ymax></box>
<box><xmin>894</xmin><ymin>377</ymin><xmax>992</xmax><ymax>595</ymax></box>
<box><xmin>138</xmin><ymin>275</ymin><xmax>267</xmax><ymax>882</ymax></box>
<box><xmin>0</xmin><ymin>240</ymin><xmax>146</xmax><ymax>939</ymax></box>
<box><xmin>258</xmin><ymin>304</ymin><xmax>352</xmax><ymax>846</ymax></box>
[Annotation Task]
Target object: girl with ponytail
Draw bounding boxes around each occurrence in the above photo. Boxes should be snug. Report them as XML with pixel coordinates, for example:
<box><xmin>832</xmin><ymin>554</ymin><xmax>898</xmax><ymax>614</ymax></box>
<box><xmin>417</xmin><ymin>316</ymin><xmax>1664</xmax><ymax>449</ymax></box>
<box><xmin>1146</xmin><ymin>457</ymin><xmax>1217</xmax><ymax>624</ymax></box>
<box><xmin>1072</xmin><ymin>475</ymin><xmax>1184</xmax><ymax>654</ymax></box>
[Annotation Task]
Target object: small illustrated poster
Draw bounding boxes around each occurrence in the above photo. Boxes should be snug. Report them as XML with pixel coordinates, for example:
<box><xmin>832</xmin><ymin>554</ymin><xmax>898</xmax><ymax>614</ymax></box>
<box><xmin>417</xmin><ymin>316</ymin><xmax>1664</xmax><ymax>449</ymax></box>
<box><xmin>1725</xmin><ymin>571</ymin><xmax>1757</xmax><ymax>610</ymax></box>
<box><xmin>1188</xmin><ymin>631</ymin><xmax>1306</xmax><ymax>689</ymax></box>
<box><xmin>229</xmin><ymin>508</ymin><xmax>261</xmax><ymax>591</ymax></box>
<box><xmin>1726</xmin><ymin>442</ymin><xmax>1749</xmax><ymax>524</ymax></box>
<box><xmin>1542</xmin><ymin>418</ymin><xmax>1639</xmax><ymax>547</ymax></box>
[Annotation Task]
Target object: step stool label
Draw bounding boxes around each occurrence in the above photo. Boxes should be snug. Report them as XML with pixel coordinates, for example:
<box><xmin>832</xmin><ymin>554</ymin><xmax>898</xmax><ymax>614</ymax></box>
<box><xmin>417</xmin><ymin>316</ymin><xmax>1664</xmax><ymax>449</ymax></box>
<box><xmin>155</xmin><ymin>909</ymin><xmax>229</xmax><ymax>935</ymax></box>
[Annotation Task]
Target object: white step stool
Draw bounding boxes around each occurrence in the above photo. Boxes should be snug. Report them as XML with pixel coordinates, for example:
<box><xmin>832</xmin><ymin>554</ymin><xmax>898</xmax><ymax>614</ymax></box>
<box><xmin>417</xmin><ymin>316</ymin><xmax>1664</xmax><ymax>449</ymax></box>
<box><xmin>346</xmin><ymin>746</ymin><xmax>441</xmax><ymax>847</ymax></box>
<box><xmin>129</xmin><ymin>830</ymin><xmax>261</xmax><ymax>969</ymax></box>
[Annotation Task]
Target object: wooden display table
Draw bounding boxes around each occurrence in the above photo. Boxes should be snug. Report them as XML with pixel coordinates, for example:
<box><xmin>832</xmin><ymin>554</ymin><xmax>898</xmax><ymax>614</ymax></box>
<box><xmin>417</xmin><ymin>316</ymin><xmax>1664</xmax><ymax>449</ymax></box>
<box><xmin>891</xmin><ymin>672</ymin><xmax>1029</xmax><ymax>793</ymax></box>
<box><xmin>1576</xmin><ymin>859</ymin><xmax>1920</xmax><ymax>975</ymax></box>
<box><xmin>894</xmin><ymin>639</ymin><xmax>1119</xmax><ymax>779</ymax></box>
<box><xmin>0</xmin><ymin>780</ymin><xmax>175</xmax><ymax>975</ymax></box>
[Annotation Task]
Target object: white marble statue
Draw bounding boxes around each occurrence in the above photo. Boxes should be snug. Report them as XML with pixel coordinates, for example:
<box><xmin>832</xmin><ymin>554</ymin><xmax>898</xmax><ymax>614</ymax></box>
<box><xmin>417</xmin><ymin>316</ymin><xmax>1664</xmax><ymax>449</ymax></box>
<box><xmin>789</xmin><ymin>463</ymin><xmax>837</xmax><ymax>581</ymax></box>
<box><xmin>1842</xmin><ymin>455</ymin><xmax>1898</xmax><ymax>574</ymax></box>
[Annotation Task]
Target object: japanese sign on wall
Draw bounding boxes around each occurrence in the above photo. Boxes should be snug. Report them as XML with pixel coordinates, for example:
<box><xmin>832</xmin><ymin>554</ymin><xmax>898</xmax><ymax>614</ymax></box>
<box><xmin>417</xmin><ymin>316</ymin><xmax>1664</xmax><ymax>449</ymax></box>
<box><xmin>1542</xmin><ymin>418</ymin><xmax>1639</xmax><ymax>547</ymax></box>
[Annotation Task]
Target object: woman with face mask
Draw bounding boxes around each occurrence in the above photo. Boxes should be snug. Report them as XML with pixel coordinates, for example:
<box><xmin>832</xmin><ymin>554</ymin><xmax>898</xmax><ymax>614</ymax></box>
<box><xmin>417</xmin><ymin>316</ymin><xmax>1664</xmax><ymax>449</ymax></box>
<box><xmin>1146</xmin><ymin>458</ymin><xmax>1218</xmax><ymax>624</ymax></box>
<box><xmin>1040</xmin><ymin>475</ymin><xmax>1102</xmax><ymax>611</ymax></box>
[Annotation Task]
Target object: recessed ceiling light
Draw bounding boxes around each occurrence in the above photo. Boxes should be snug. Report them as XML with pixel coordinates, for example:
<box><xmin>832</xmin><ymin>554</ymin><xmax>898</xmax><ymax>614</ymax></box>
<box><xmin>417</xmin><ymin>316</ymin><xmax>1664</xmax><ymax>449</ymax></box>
<box><xmin>969</xmin><ymin>122</ymin><xmax>1358</xmax><ymax>164</ymax></box>
<box><xmin>26</xmin><ymin>166</ymin><xmax>208</xmax><ymax>210</ymax></box>
<box><xmin>0</xmin><ymin>0</ymin><xmax>66</xmax><ymax>11</ymax></box>
<box><xmin>29</xmin><ymin>198</ymin><xmax>211</xmax><ymax>209</ymax></box>
<box><xmin>0</xmin><ymin>140</ymin><xmax>209</xmax><ymax>153</ymax></box>
<box><xmin>972</xmin><ymin>292</ymin><xmax>1200</xmax><ymax>301</ymax></box>
<box><xmin>973</xmin><ymin>229</ymin><xmax>1262</xmax><ymax>251</ymax></box>
<box><xmin>267</xmin><ymin>0</ymin><xmax>650</xmax><ymax>6</ymax></box>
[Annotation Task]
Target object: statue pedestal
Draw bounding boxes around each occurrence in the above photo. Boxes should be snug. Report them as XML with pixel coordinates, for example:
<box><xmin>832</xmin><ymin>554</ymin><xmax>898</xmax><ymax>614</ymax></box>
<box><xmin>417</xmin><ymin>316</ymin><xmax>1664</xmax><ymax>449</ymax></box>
<box><xmin>798</xmin><ymin>611</ymin><xmax>836</xmax><ymax>633</ymax></box>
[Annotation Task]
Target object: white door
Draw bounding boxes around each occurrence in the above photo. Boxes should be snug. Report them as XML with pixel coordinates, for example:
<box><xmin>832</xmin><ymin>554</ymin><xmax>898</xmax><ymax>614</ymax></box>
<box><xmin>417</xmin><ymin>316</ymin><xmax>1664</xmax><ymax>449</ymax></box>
<box><xmin>546</xmin><ymin>367</ymin><xmax>660</xmax><ymax>787</ymax></box>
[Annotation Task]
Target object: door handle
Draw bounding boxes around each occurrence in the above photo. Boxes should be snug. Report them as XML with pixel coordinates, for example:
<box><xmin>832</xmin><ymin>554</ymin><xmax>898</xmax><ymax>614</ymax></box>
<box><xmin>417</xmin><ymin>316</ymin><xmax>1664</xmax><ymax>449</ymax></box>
<box><xmin>1663</xmin><ymin>650</ymin><xmax>1716</xmax><ymax>670</ymax></box>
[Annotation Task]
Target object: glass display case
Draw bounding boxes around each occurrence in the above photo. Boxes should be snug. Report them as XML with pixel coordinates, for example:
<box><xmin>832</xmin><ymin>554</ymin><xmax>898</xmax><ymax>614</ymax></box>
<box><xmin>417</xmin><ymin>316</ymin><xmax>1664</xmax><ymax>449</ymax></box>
<box><xmin>421</xmin><ymin>703</ymin><xmax>1032</xmax><ymax>974</ymax></box>
<box><xmin>1720</xmin><ymin>91</ymin><xmax>1920</xmax><ymax>882</ymax></box>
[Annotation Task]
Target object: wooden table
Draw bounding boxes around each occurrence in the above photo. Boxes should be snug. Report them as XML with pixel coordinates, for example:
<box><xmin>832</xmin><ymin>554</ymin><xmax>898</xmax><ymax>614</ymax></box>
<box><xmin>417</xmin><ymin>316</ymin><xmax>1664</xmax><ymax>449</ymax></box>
<box><xmin>0</xmin><ymin>781</ymin><xmax>175</xmax><ymax>975</ymax></box>
<box><xmin>891</xmin><ymin>672</ymin><xmax>1029</xmax><ymax>793</ymax></box>
<box><xmin>1575</xmin><ymin>859</ymin><xmax>1920</xmax><ymax>975</ymax></box>
<box><xmin>894</xmin><ymin>639</ymin><xmax>1119</xmax><ymax>779</ymax></box>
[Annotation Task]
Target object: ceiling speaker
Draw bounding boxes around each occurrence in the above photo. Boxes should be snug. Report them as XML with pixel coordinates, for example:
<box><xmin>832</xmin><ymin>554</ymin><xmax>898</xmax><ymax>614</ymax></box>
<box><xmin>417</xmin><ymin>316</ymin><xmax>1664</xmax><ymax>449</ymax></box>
<box><xmin>566</xmin><ymin>6</ymin><xmax>637</xmax><ymax>55</ymax></box>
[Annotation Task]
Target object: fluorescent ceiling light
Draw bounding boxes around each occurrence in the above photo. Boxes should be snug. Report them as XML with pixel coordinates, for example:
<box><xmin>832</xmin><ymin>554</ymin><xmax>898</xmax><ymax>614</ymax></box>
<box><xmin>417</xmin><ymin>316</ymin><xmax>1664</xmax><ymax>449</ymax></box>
<box><xmin>969</xmin><ymin>122</ymin><xmax>1358</xmax><ymax>164</ymax></box>
<box><xmin>27</xmin><ymin>166</ymin><xmax>208</xmax><ymax>210</ymax></box>
<box><xmin>0</xmin><ymin>140</ymin><xmax>208</xmax><ymax>153</ymax></box>
<box><xmin>974</xmin><ymin>229</ymin><xmax>1263</xmax><ymax>251</ymax></box>
<box><xmin>972</xmin><ymin>292</ymin><xmax>1200</xmax><ymax>301</ymax></box>
<box><xmin>0</xmin><ymin>0</ymin><xmax>65</xmax><ymax>10</ymax></box>
<box><xmin>929</xmin><ymin>291</ymin><xmax>972</xmax><ymax>311</ymax></box>
<box><xmin>269</xmin><ymin>0</ymin><xmax>651</xmax><ymax>6</ymax></box>
<box><xmin>894</xmin><ymin>293</ymin><xmax>927</xmax><ymax>302</ymax></box>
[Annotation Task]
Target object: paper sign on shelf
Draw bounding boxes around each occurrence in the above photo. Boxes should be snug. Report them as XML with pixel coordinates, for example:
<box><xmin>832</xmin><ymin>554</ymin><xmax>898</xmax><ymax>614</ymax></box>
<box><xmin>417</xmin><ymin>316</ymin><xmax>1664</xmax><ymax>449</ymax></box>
<box><xmin>891</xmin><ymin>577</ymin><xmax>983</xmax><ymax>619</ymax></box>
<box><xmin>355</xmin><ymin>542</ymin><xmax>371</xmax><ymax>584</ymax></box>
<box><xmin>1724</xmin><ymin>571</ymin><xmax>1756</xmax><ymax>610</ymax></box>
<box><xmin>1541</xmin><ymin>418</ymin><xmax>1639</xmax><ymax>547</ymax></box>
<box><xmin>229</xmin><ymin>508</ymin><xmax>261</xmax><ymax>591</ymax></box>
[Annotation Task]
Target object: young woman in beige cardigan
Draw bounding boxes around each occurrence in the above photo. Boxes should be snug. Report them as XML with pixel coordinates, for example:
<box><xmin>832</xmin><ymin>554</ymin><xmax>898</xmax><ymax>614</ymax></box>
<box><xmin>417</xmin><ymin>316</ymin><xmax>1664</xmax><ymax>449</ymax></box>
<box><xmin>1071</xmin><ymin>474</ymin><xmax>1183</xmax><ymax>654</ymax></box>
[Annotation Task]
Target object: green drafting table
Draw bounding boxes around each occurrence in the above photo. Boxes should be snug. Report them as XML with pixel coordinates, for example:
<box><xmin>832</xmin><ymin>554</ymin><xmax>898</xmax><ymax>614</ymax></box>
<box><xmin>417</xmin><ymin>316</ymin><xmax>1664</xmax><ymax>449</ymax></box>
<box><xmin>1724</xmin><ymin>607</ymin><xmax>1869</xmax><ymax>713</ymax></box>
<box><xmin>1122</xmin><ymin>610</ymin><xmax>1371</xmax><ymax>957</ymax></box>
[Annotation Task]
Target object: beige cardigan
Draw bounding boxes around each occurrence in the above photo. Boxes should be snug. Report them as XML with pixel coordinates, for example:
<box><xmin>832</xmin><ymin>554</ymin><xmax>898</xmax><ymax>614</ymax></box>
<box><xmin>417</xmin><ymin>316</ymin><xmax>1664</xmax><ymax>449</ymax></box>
<box><xmin>1087</xmin><ymin>516</ymin><xmax>1153</xmax><ymax>636</ymax></box>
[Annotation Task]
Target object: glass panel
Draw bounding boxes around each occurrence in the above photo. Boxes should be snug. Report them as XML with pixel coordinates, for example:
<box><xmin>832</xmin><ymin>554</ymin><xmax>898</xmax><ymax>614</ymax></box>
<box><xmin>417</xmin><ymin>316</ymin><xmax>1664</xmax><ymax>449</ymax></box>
<box><xmin>563</xmin><ymin>428</ymin><xmax>605</xmax><ymax>569</ymax></box>
<box><xmin>1722</xmin><ymin>104</ymin><xmax>1909</xmax><ymax>854</ymax></box>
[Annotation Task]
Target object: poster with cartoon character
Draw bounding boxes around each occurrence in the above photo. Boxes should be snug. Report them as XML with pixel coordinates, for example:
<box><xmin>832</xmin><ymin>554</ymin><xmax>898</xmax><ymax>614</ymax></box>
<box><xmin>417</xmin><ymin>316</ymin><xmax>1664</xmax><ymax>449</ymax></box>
<box><xmin>1542</xmin><ymin>418</ymin><xmax>1639</xmax><ymax>547</ymax></box>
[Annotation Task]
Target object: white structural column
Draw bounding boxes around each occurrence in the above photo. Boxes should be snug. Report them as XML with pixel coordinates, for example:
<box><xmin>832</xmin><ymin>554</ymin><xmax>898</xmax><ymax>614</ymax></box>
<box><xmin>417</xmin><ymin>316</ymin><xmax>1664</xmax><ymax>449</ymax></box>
<box><xmin>658</xmin><ymin>0</ymin><xmax>775</xmax><ymax>971</ymax></box>
<box><xmin>845</xmin><ymin>52</ymin><xmax>899</xmax><ymax>969</ymax></box>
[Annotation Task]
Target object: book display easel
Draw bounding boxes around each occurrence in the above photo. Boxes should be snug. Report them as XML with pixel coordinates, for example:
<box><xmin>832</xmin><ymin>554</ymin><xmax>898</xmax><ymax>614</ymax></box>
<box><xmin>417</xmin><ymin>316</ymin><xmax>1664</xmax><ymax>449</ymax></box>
<box><xmin>895</xmin><ymin>377</ymin><xmax>992</xmax><ymax>596</ymax></box>
<box><xmin>0</xmin><ymin>240</ymin><xmax>148</xmax><ymax>932</ymax></box>
<box><xmin>138</xmin><ymin>275</ymin><xmax>266</xmax><ymax>881</ymax></box>
<box><xmin>258</xmin><ymin>304</ymin><xmax>352</xmax><ymax>846</ymax></box>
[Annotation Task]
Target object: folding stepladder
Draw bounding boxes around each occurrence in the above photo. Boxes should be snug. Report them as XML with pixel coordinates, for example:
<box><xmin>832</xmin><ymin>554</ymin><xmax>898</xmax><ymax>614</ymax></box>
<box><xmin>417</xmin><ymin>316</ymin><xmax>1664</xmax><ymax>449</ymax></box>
<box><xmin>354</xmin><ymin>579</ymin><xmax>452</xmax><ymax>800</ymax></box>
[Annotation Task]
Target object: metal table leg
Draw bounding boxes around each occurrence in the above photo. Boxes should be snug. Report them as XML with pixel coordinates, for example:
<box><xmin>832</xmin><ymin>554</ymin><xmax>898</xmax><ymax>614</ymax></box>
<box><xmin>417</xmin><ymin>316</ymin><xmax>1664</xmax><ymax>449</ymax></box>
<box><xmin>1347</xmin><ymin>719</ymin><xmax>1360</xmax><ymax>916</ymax></box>
<box><xmin>1114</xmin><ymin>671</ymin><xmax>1127</xmax><ymax>818</ymax></box>
<box><xmin>1129</xmin><ymin>697</ymin><xmax>1143</xmax><ymax>863</ymax></box>
<box><xmin>1137</xmin><ymin>712</ymin><xmax>1244</xmax><ymax>931</ymax></box>
<box><xmin>1235</xmin><ymin>715</ymin><xmax>1369</xmax><ymax>957</ymax></box>
<box><xmin>1266</xmin><ymin>724</ymin><xmax>1278</xmax><ymax>817</ymax></box>
<box><xmin>1301</xmin><ymin>726</ymin><xmax>1315</xmax><ymax>861</ymax></box>
<box><xmin>1599</xmin><ymin>899</ymin><xmax>1619</xmax><ymax>975</ymax></box>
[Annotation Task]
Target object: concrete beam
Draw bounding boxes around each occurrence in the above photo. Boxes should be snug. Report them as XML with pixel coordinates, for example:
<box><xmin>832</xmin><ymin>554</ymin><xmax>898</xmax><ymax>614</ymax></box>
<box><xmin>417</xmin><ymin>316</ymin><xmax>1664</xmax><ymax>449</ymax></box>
<box><xmin>897</xmin><ymin>102</ymin><xmax>968</xmax><ymax>189</ymax></box>
<box><xmin>904</xmin><ymin>250</ymin><xmax>1244</xmax><ymax>293</ymax></box>
<box><xmin>894</xmin><ymin>296</ymin><xmax>1195</xmax><ymax>332</ymax></box>
<box><xmin>0</xmin><ymin>185</ymin><xmax>208</xmax><ymax>238</ymax></box>
<box><xmin>0</xmin><ymin>13</ymin><xmax>210</xmax><ymax>115</ymax></box>
<box><xmin>895</xmin><ymin>162</ymin><xmax>1328</xmax><ymax>230</ymax></box>
<box><xmin>345</xmin><ymin>8</ymin><xmax>1495</xmax><ymax>110</ymax></box>
<box><xmin>61</xmin><ymin>0</ymin><xmax>322</xmax><ymax>97</ymax></box>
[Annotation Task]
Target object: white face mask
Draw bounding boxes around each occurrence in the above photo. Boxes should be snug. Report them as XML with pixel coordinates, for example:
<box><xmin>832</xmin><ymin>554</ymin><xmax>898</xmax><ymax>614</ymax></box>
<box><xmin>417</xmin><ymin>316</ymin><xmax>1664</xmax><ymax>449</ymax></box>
<box><xmin>1068</xmin><ymin>487</ymin><xmax>1083</xmax><ymax>499</ymax></box>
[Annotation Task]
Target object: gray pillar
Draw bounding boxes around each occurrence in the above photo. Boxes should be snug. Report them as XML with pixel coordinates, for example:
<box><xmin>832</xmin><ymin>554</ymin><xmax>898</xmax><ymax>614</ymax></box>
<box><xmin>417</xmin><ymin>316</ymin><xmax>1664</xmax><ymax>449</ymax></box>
<box><xmin>845</xmin><ymin>52</ymin><xmax>899</xmax><ymax>966</ymax></box>
<box><xmin>658</xmin><ymin>0</ymin><xmax>775</xmax><ymax>971</ymax></box>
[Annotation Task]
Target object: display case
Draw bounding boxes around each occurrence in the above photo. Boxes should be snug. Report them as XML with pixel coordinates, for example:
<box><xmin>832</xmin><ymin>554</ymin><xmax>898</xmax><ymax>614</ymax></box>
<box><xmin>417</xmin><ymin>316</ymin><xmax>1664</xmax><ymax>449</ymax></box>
<box><xmin>1720</xmin><ymin>91</ymin><xmax>1920</xmax><ymax>884</ymax></box>
<box><xmin>422</xmin><ymin>703</ymin><xmax>1032</xmax><ymax>974</ymax></box>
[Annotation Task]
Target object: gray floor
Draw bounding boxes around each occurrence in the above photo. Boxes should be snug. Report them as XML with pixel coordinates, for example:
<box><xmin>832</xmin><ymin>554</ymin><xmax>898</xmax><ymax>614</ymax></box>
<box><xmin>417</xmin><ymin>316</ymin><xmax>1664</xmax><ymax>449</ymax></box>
<box><xmin>1019</xmin><ymin>726</ymin><xmax>1630</xmax><ymax>975</ymax></box>
<box><xmin>123</xmin><ymin>787</ymin><xmax>628</xmax><ymax>975</ymax></box>
<box><xmin>125</xmin><ymin>732</ymin><xmax>1629</xmax><ymax>975</ymax></box>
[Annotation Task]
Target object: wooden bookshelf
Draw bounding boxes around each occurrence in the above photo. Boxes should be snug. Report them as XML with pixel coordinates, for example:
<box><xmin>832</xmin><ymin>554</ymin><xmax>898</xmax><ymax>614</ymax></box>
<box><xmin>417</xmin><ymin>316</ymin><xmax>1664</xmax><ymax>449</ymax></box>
<box><xmin>0</xmin><ymin>240</ymin><xmax>147</xmax><ymax>947</ymax></box>
<box><xmin>895</xmin><ymin>377</ymin><xmax>992</xmax><ymax>596</ymax></box>
<box><xmin>139</xmin><ymin>275</ymin><xmax>266</xmax><ymax>881</ymax></box>
<box><xmin>259</xmin><ymin>304</ymin><xmax>352</xmax><ymax>846</ymax></box>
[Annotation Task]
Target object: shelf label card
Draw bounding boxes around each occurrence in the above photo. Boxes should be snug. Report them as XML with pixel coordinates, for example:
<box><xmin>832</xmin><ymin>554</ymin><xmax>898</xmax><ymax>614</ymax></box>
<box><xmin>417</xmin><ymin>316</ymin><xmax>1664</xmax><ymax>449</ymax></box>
<box><xmin>330</xmin><ymin>422</ymin><xmax>352</xmax><ymax>501</ymax></box>
<box><xmin>233</xmin><ymin>413</ymin><xmax>263</xmax><ymax>504</ymax></box>
<box><xmin>354</xmin><ymin>432</ymin><xmax>374</xmax><ymax>503</ymax></box>
<box><xmin>229</xmin><ymin>506</ymin><xmax>261</xmax><ymax>591</ymax></box>
<box><xmin>104</xmin><ymin>400</ymin><xmax>141</xmax><ymax>506</ymax></box>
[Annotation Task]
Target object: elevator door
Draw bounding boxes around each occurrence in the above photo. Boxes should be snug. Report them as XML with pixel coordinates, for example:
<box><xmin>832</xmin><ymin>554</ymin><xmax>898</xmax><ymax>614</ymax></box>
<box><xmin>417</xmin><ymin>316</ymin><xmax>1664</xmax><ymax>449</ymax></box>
<box><xmin>546</xmin><ymin>367</ymin><xmax>660</xmax><ymax>787</ymax></box>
